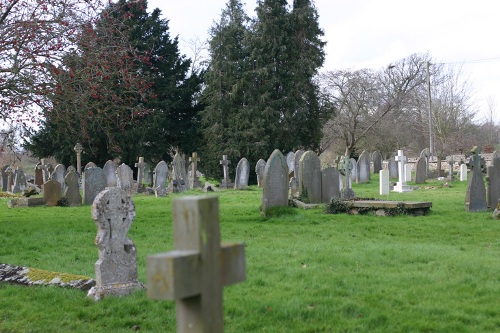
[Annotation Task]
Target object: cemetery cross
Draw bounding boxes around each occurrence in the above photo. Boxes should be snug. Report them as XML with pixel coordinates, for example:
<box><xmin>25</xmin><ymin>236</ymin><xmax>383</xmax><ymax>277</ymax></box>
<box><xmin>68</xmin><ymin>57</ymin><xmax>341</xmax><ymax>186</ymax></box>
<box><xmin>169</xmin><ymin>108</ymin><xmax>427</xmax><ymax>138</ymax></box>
<box><xmin>135</xmin><ymin>157</ymin><xmax>146</xmax><ymax>190</ymax></box>
<box><xmin>74</xmin><ymin>143</ymin><xmax>84</xmax><ymax>175</ymax></box>
<box><xmin>147</xmin><ymin>196</ymin><xmax>246</xmax><ymax>333</ymax></box>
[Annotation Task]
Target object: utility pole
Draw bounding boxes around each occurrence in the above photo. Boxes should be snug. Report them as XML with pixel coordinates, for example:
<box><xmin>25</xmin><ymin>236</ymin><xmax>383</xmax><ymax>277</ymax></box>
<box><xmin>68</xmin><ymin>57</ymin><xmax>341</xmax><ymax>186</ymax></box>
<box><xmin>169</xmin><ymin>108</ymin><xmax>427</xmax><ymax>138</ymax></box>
<box><xmin>426</xmin><ymin>61</ymin><xmax>434</xmax><ymax>158</ymax></box>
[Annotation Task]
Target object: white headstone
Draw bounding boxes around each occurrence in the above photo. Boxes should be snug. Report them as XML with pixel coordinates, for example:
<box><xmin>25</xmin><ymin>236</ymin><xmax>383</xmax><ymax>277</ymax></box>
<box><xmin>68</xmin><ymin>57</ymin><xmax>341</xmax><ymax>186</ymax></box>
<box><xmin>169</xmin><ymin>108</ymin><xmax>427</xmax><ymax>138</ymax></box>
<box><xmin>379</xmin><ymin>169</ymin><xmax>389</xmax><ymax>196</ymax></box>
<box><xmin>393</xmin><ymin>150</ymin><xmax>412</xmax><ymax>193</ymax></box>
<box><xmin>460</xmin><ymin>164</ymin><xmax>467</xmax><ymax>181</ymax></box>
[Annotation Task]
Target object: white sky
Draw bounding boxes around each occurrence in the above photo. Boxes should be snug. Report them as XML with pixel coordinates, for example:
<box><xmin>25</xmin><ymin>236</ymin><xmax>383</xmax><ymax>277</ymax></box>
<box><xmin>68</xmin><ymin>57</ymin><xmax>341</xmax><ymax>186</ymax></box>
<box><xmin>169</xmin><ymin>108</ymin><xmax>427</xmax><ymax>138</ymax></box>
<box><xmin>147</xmin><ymin>0</ymin><xmax>500</xmax><ymax>122</ymax></box>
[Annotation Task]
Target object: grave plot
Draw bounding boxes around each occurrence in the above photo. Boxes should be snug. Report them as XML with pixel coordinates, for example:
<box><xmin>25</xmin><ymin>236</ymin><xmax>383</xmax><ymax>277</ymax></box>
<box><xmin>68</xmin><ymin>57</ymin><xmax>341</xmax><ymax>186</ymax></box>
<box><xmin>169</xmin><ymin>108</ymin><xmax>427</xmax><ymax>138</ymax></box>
<box><xmin>326</xmin><ymin>198</ymin><xmax>432</xmax><ymax>216</ymax></box>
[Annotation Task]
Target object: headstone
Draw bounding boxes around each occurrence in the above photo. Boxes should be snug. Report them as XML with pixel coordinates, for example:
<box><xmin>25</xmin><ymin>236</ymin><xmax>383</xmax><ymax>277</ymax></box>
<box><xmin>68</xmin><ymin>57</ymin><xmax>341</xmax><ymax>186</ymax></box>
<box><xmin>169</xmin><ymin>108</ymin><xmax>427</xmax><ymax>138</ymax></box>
<box><xmin>74</xmin><ymin>142</ymin><xmax>84</xmax><ymax>175</ymax></box>
<box><xmin>372</xmin><ymin>151</ymin><xmax>383</xmax><ymax>174</ymax></box>
<box><xmin>82</xmin><ymin>167</ymin><xmax>106</xmax><ymax>205</ymax></box>
<box><xmin>262</xmin><ymin>149</ymin><xmax>289</xmax><ymax>212</ymax></box>
<box><xmin>460</xmin><ymin>164</ymin><xmax>468</xmax><ymax>181</ymax></box>
<box><xmin>63</xmin><ymin>170</ymin><xmax>82</xmax><ymax>206</ymax></box>
<box><xmin>147</xmin><ymin>196</ymin><xmax>245</xmax><ymax>333</ymax></box>
<box><xmin>5</xmin><ymin>166</ymin><xmax>13</xmax><ymax>193</ymax></box>
<box><xmin>172</xmin><ymin>152</ymin><xmax>190</xmax><ymax>192</ymax></box>
<box><xmin>404</xmin><ymin>163</ymin><xmax>412</xmax><ymax>183</ymax></box>
<box><xmin>420</xmin><ymin>148</ymin><xmax>430</xmax><ymax>175</ymax></box>
<box><xmin>43</xmin><ymin>179</ymin><xmax>62</xmax><ymax>206</ymax></box>
<box><xmin>487</xmin><ymin>155</ymin><xmax>500</xmax><ymax>209</ymax></box>
<box><xmin>88</xmin><ymin>187</ymin><xmax>143</xmax><ymax>300</ymax></box>
<box><xmin>41</xmin><ymin>159</ymin><xmax>52</xmax><ymax>183</ymax></box>
<box><xmin>415</xmin><ymin>157</ymin><xmax>427</xmax><ymax>184</ymax></box>
<box><xmin>447</xmin><ymin>157</ymin><xmax>455</xmax><ymax>181</ymax></box>
<box><xmin>135</xmin><ymin>157</ymin><xmax>147</xmax><ymax>192</ymax></box>
<box><xmin>286</xmin><ymin>151</ymin><xmax>295</xmax><ymax>176</ymax></box>
<box><xmin>84</xmin><ymin>162</ymin><xmax>97</xmax><ymax>171</ymax></box>
<box><xmin>116</xmin><ymin>163</ymin><xmax>135</xmax><ymax>195</ymax></box>
<box><xmin>34</xmin><ymin>163</ymin><xmax>43</xmax><ymax>187</ymax></box>
<box><xmin>388</xmin><ymin>156</ymin><xmax>398</xmax><ymax>179</ymax></box>
<box><xmin>339</xmin><ymin>155</ymin><xmax>355</xmax><ymax>199</ymax></box>
<box><xmin>219</xmin><ymin>155</ymin><xmax>233</xmax><ymax>189</ymax></box>
<box><xmin>153</xmin><ymin>161</ymin><xmax>168</xmax><ymax>197</ymax></box>
<box><xmin>289</xmin><ymin>177</ymin><xmax>299</xmax><ymax>197</ymax></box>
<box><xmin>465</xmin><ymin>149</ymin><xmax>487</xmax><ymax>212</ymax></box>
<box><xmin>321</xmin><ymin>167</ymin><xmax>340</xmax><ymax>203</ymax></box>
<box><xmin>234</xmin><ymin>158</ymin><xmax>250</xmax><ymax>190</ymax></box>
<box><xmin>189</xmin><ymin>152</ymin><xmax>202</xmax><ymax>189</ymax></box>
<box><xmin>393</xmin><ymin>150</ymin><xmax>412</xmax><ymax>193</ymax></box>
<box><xmin>2</xmin><ymin>164</ymin><xmax>11</xmax><ymax>191</ymax></box>
<box><xmin>52</xmin><ymin>164</ymin><xmax>66</xmax><ymax>192</ymax></box>
<box><xmin>299</xmin><ymin>151</ymin><xmax>322</xmax><ymax>204</ymax></box>
<box><xmin>103</xmin><ymin>160</ymin><xmax>118</xmax><ymax>187</ymax></box>
<box><xmin>356</xmin><ymin>150</ymin><xmax>370</xmax><ymax>184</ymax></box>
<box><xmin>293</xmin><ymin>150</ymin><xmax>304</xmax><ymax>187</ymax></box>
<box><xmin>12</xmin><ymin>168</ymin><xmax>27</xmax><ymax>193</ymax></box>
<box><xmin>350</xmin><ymin>158</ymin><xmax>357</xmax><ymax>182</ymax></box>
<box><xmin>255</xmin><ymin>159</ymin><xmax>266</xmax><ymax>188</ymax></box>
<box><xmin>379</xmin><ymin>169</ymin><xmax>389</xmax><ymax>195</ymax></box>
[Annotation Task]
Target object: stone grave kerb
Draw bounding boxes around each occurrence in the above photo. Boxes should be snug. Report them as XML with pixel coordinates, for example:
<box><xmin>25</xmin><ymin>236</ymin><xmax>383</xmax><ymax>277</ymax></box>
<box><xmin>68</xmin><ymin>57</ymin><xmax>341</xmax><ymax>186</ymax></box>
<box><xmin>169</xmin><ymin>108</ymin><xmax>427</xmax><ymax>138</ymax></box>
<box><xmin>147</xmin><ymin>196</ymin><xmax>246</xmax><ymax>333</ymax></box>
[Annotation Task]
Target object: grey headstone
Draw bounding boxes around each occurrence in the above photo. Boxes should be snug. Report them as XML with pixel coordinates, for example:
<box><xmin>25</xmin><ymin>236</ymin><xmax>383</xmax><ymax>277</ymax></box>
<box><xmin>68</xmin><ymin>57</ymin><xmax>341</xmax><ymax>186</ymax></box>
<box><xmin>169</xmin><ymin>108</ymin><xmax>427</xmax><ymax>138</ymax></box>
<box><xmin>262</xmin><ymin>149</ymin><xmax>289</xmax><ymax>212</ymax></box>
<box><xmin>487</xmin><ymin>155</ymin><xmax>500</xmax><ymax>209</ymax></box>
<box><xmin>465</xmin><ymin>151</ymin><xmax>487</xmax><ymax>212</ymax></box>
<box><xmin>356</xmin><ymin>150</ymin><xmax>370</xmax><ymax>184</ymax></box>
<box><xmin>116</xmin><ymin>163</ymin><xmax>135</xmax><ymax>195</ymax></box>
<box><xmin>372</xmin><ymin>151</ymin><xmax>383</xmax><ymax>174</ymax></box>
<box><xmin>321</xmin><ymin>167</ymin><xmax>340</xmax><ymax>203</ymax></box>
<box><xmin>12</xmin><ymin>168</ymin><xmax>27</xmax><ymax>193</ymax></box>
<box><xmin>172</xmin><ymin>152</ymin><xmax>189</xmax><ymax>192</ymax></box>
<box><xmin>415</xmin><ymin>157</ymin><xmax>427</xmax><ymax>184</ymax></box>
<box><xmin>34</xmin><ymin>163</ymin><xmax>43</xmax><ymax>187</ymax></box>
<box><xmin>234</xmin><ymin>158</ymin><xmax>250</xmax><ymax>190</ymax></box>
<box><xmin>2</xmin><ymin>165</ymin><xmax>10</xmax><ymax>191</ymax></box>
<box><xmin>103</xmin><ymin>160</ymin><xmax>118</xmax><ymax>187</ymax></box>
<box><xmin>286</xmin><ymin>151</ymin><xmax>295</xmax><ymax>176</ymax></box>
<box><xmin>350</xmin><ymin>158</ymin><xmax>357</xmax><ymax>182</ymax></box>
<box><xmin>388</xmin><ymin>156</ymin><xmax>398</xmax><ymax>179</ymax></box>
<box><xmin>153</xmin><ymin>161</ymin><xmax>168</xmax><ymax>197</ymax></box>
<box><xmin>82</xmin><ymin>167</ymin><xmax>106</xmax><ymax>205</ymax></box>
<box><xmin>88</xmin><ymin>187</ymin><xmax>142</xmax><ymax>300</ymax></box>
<box><xmin>293</xmin><ymin>150</ymin><xmax>304</xmax><ymax>187</ymax></box>
<box><xmin>255</xmin><ymin>159</ymin><xmax>266</xmax><ymax>188</ymax></box>
<box><xmin>299</xmin><ymin>151</ymin><xmax>322</xmax><ymax>204</ymax></box>
<box><xmin>43</xmin><ymin>179</ymin><xmax>62</xmax><ymax>206</ymax></box>
<box><xmin>84</xmin><ymin>162</ymin><xmax>97</xmax><ymax>170</ymax></box>
<box><xmin>52</xmin><ymin>164</ymin><xmax>66</xmax><ymax>192</ymax></box>
<box><xmin>63</xmin><ymin>170</ymin><xmax>82</xmax><ymax>206</ymax></box>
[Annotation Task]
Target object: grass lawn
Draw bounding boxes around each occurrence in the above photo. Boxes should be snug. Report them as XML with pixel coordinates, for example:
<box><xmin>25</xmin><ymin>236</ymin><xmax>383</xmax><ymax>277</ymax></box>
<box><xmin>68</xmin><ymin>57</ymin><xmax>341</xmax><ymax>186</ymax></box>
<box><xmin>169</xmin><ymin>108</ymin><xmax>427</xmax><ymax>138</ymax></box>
<box><xmin>1</xmin><ymin>176</ymin><xmax>499</xmax><ymax>332</ymax></box>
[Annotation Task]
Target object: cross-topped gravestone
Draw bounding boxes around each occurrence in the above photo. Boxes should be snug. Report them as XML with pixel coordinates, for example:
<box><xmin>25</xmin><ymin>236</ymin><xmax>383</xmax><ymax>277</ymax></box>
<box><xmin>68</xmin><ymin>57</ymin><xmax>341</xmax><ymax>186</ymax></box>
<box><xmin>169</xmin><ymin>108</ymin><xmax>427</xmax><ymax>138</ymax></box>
<box><xmin>135</xmin><ymin>157</ymin><xmax>147</xmax><ymax>192</ymax></box>
<box><xmin>393</xmin><ymin>150</ymin><xmax>412</xmax><ymax>193</ymax></box>
<box><xmin>88</xmin><ymin>187</ymin><xmax>143</xmax><ymax>300</ymax></box>
<box><xmin>465</xmin><ymin>147</ymin><xmax>487</xmax><ymax>211</ymax></box>
<box><xmin>189</xmin><ymin>152</ymin><xmax>202</xmax><ymax>189</ymax></box>
<box><xmin>219</xmin><ymin>155</ymin><xmax>233</xmax><ymax>189</ymax></box>
<box><xmin>447</xmin><ymin>157</ymin><xmax>455</xmax><ymax>180</ymax></box>
<box><xmin>339</xmin><ymin>155</ymin><xmax>355</xmax><ymax>199</ymax></box>
<box><xmin>74</xmin><ymin>143</ymin><xmax>83</xmax><ymax>175</ymax></box>
<box><xmin>147</xmin><ymin>196</ymin><xmax>246</xmax><ymax>333</ymax></box>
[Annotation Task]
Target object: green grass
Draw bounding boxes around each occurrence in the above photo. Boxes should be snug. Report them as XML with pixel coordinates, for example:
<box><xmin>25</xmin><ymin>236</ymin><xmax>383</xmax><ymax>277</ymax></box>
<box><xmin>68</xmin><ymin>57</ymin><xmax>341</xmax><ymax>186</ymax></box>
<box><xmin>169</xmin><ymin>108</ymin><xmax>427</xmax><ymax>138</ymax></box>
<box><xmin>1</xmin><ymin>177</ymin><xmax>500</xmax><ymax>332</ymax></box>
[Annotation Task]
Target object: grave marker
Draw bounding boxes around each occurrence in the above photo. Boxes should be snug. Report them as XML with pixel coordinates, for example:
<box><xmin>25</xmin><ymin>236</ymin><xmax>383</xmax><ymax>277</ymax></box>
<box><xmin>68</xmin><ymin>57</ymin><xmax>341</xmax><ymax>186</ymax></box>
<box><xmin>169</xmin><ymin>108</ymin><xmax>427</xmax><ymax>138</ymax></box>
<box><xmin>286</xmin><ymin>151</ymin><xmax>295</xmax><ymax>176</ymax></box>
<box><xmin>255</xmin><ymin>159</ymin><xmax>266</xmax><ymax>188</ymax></box>
<box><xmin>43</xmin><ymin>179</ymin><xmax>62</xmax><ymax>206</ymax></box>
<box><xmin>299</xmin><ymin>151</ymin><xmax>322</xmax><ymax>204</ymax></box>
<box><xmin>388</xmin><ymin>156</ymin><xmax>398</xmax><ymax>179</ymax></box>
<box><xmin>147</xmin><ymin>196</ymin><xmax>245</xmax><ymax>333</ymax></box>
<box><xmin>234</xmin><ymin>158</ymin><xmax>250</xmax><ymax>190</ymax></box>
<box><xmin>154</xmin><ymin>161</ymin><xmax>168</xmax><ymax>197</ymax></box>
<box><xmin>135</xmin><ymin>157</ymin><xmax>147</xmax><ymax>192</ymax></box>
<box><xmin>82</xmin><ymin>167</ymin><xmax>106</xmax><ymax>205</ymax></box>
<box><xmin>356</xmin><ymin>150</ymin><xmax>370</xmax><ymax>183</ymax></box>
<box><xmin>415</xmin><ymin>157</ymin><xmax>427</xmax><ymax>184</ymax></box>
<box><xmin>379</xmin><ymin>169</ymin><xmax>389</xmax><ymax>195</ymax></box>
<box><xmin>172</xmin><ymin>152</ymin><xmax>190</xmax><ymax>192</ymax></box>
<box><xmin>103</xmin><ymin>160</ymin><xmax>118</xmax><ymax>187</ymax></box>
<box><xmin>465</xmin><ymin>148</ymin><xmax>487</xmax><ymax>212</ymax></box>
<box><xmin>219</xmin><ymin>155</ymin><xmax>233</xmax><ymax>189</ymax></box>
<box><xmin>372</xmin><ymin>151</ymin><xmax>383</xmax><ymax>174</ymax></box>
<box><xmin>293</xmin><ymin>150</ymin><xmax>304</xmax><ymax>187</ymax></box>
<box><xmin>116</xmin><ymin>163</ymin><xmax>135</xmax><ymax>195</ymax></box>
<box><xmin>393</xmin><ymin>150</ymin><xmax>412</xmax><ymax>192</ymax></box>
<box><xmin>63</xmin><ymin>170</ymin><xmax>82</xmax><ymax>206</ymax></box>
<box><xmin>487</xmin><ymin>155</ymin><xmax>500</xmax><ymax>209</ymax></box>
<box><xmin>262</xmin><ymin>149</ymin><xmax>289</xmax><ymax>212</ymax></box>
<box><xmin>189</xmin><ymin>152</ymin><xmax>202</xmax><ymax>189</ymax></box>
<box><xmin>321</xmin><ymin>167</ymin><xmax>340</xmax><ymax>203</ymax></box>
<box><xmin>52</xmin><ymin>164</ymin><xmax>66</xmax><ymax>192</ymax></box>
<box><xmin>460</xmin><ymin>164</ymin><xmax>468</xmax><ymax>181</ymax></box>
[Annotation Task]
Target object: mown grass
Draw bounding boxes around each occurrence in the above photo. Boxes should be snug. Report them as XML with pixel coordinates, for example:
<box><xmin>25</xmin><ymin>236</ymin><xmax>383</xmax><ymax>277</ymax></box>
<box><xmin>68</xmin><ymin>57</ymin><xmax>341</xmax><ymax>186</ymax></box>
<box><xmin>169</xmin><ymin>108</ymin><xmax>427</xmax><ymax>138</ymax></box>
<box><xmin>1</xmin><ymin>176</ymin><xmax>500</xmax><ymax>332</ymax></box>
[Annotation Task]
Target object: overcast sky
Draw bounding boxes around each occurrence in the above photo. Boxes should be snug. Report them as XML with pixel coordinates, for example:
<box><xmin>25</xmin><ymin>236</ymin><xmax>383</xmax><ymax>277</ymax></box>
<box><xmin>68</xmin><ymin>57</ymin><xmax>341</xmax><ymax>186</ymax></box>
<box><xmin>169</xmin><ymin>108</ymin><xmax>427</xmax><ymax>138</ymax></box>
<box><xmin>147</xmin><ymin>0</ymin><xmax>500</xmax><ymax>121</ymax></box>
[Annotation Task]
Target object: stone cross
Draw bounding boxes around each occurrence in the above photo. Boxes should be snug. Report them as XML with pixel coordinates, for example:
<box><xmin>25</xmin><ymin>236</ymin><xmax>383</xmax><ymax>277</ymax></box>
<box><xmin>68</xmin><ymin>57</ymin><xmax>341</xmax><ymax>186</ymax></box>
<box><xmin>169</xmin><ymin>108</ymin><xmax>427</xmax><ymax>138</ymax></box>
<box><xmin>448</xmin><ymin>157</ymin><xmax>455</xmax><ymax>180</ymax></box>
<box><xmin>5</xmin><ymin>166</ymin><xmax>13</xmax><ymax>193</ymax></box>
<box><xmin>147</xmin><ymin>196</ymin><xmax>246</xmax><ymax>333</ymax></box>
<box><xmin>88</xmin><ymin>187</ymin><xmax>143</xmax><ymax>300</ymax></box>
<box><xmin>219</xmin><ymin>155</ymin><xmax>232</xmax><ymax>188</ymax></box>
<box><xmin>74</xmin><ymin>143</ymin><xmax>84</xmax><ymax>175</ymax></box>
<box><xmin>135</xmin><ymin>157</ymin><xmax>146</xmax><ymax>191</ymax></box>
<box><xmin>189</xmin><ymin>152</ymin><xmax>202</xmax><ymax>188</ymax></box>
<box><xmin>393</xmin><ymin>149</ymin><xmax>412</xmax><ymax>192</ymax></box>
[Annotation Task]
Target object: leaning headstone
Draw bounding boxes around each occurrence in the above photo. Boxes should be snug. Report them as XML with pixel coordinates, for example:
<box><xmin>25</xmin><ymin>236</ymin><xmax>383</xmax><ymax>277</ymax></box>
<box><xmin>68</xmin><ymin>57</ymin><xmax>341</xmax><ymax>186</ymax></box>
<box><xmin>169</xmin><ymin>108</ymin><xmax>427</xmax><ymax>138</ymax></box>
<box><xmin>286</xmin><ymin>151</ymin><xmax>295</xmax><ymax>176</ymax></box>
<box><xmin>82</xmin><ymin>167</ymin><xmax>106</xmax><ymax>205</ymax></box>
<box><xmin>43</xmin><ymin>179</ymin><xmax>62</xmax><ymax>206</ymax></box>
<box><xmin>116</xmin><ymin>163</ymin><xmax>135</xmax><ymax>195</ymax></box>
<box><xmin>372</xmin><ymin>151</ymin><xmax>383</xmax><ymax>174</ymax></box>
<box><xmin>234</xmin><ymin>158</ymin><xmax>250</xmax><ymax>190</ymax></box>
<box><xmin>465</xmin><ymin>149</ymin><xmax>487</xmax><ymax>212</ymax></box>
<box><xmin>63</xmin><ymin>170</ymin><xmax>82</xmax><ymax>206</ymax></box>
<box><xmin>299</xmin><ymin>151</ymin><xmax>322</xmax><ymax>204</ymax></box>
<box><xmin>487</xmin><ymin>155</ymin><xmax>500</xmax><ymax>209</ymax></box>
<box><xmin>219</xmin><ymin>155</ymin><xmax>233</xmax><ymax>189</ymax></box>
<box><xmin>262</xmin><ymin>149</ymin><xmax>289</xmax><ymax>212</ymax></box>
<box><xmin>415</xmin><ymin>157</ymin><xmax>427</xmax><ymax>184</ymax></box>
<box><xmin>379</xmin><ymin>169</ymin><xmax>390</xmax><ymax>196</ymax></box>
<box><xmin>459</xmin><ymin>164</ymin><xmax>468</xmax><ymax>182</ymax></box>
<box><xmin>393</xmin><ymin>150</ymin><xmax>412</xmax><ymax>193</ymax></box>
<box><xmin>172</xmin><ymin>152</ymin><xmax>189</xmax><ymax>192</ymax></box>
<box><xmin>293</xmin><ymin>150</ymin><xmax>304</xmax><ymax>187</ymax></box>
<box><xmin>321</xmin><ymin>167</ymin><xmax>340</xmax><ymax>203</ymax></box>
<box><xmin>147</xmin><ymin>196</ymin><xmax>245</xmax><ymax>333</ymax></box>
<box><xmin>103</xmin><ymin>160</ymin><xmax>118</xmax><ymax>187</ymax></box>
<box><xmin>88</xmin><ymin>187</ymin><xmax>143</xmax><ymax>300</ymax></box>
<box><xmin>52</xmin><ymin>164</ymin><xmax>66</xmax><ymax>192</ymax></box>
<box><xmin>356</xmin><ymin>150</ymin><xmax>370</xmax><ymax>184</ymax></box>
<box><xmin>255</xmin><ymin>159</ymin><xmax>266</xmax><ymax>188</ymax></box>
<box><xmin>153</xmin><ymin>161</ymin><xmax>168</xmax><ymax>197</ymax></box>
<box><xmin>388</xmin><ymin>156</ymin><xmax>398</xmax><ymax>179</ymax></box>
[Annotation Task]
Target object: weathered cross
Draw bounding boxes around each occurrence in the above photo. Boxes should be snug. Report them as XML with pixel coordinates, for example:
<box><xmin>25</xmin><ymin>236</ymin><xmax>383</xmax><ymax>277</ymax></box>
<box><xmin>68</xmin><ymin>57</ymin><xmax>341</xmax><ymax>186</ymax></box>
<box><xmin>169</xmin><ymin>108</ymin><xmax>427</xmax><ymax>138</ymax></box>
<box><xmin>395</xmin><ymin>150</ymin><xmax>407</xmax><ymax>185</ymax></box>
<box><xmin>135</xmin><ymin>157</ymin><xmax>147</xmax><ymax>188</ymax></box>
<box><xmin>147</xmin><ymin>196</ymin><xmax>246</xmax><ymax>333</ymax></box>
<box><xmin>189</xmin><ymin>152</ymin><xmax>201</xmax><ymax>179</ymax></box>
<box><xmin>448</xmin><ymin>156</ymin><xmax>455</xmax><ymax>180</ymax></box>
<box><xmin>219</xmin><ymin>155</ymin><xmax>231</xmax><ymax>182</ymax></box>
